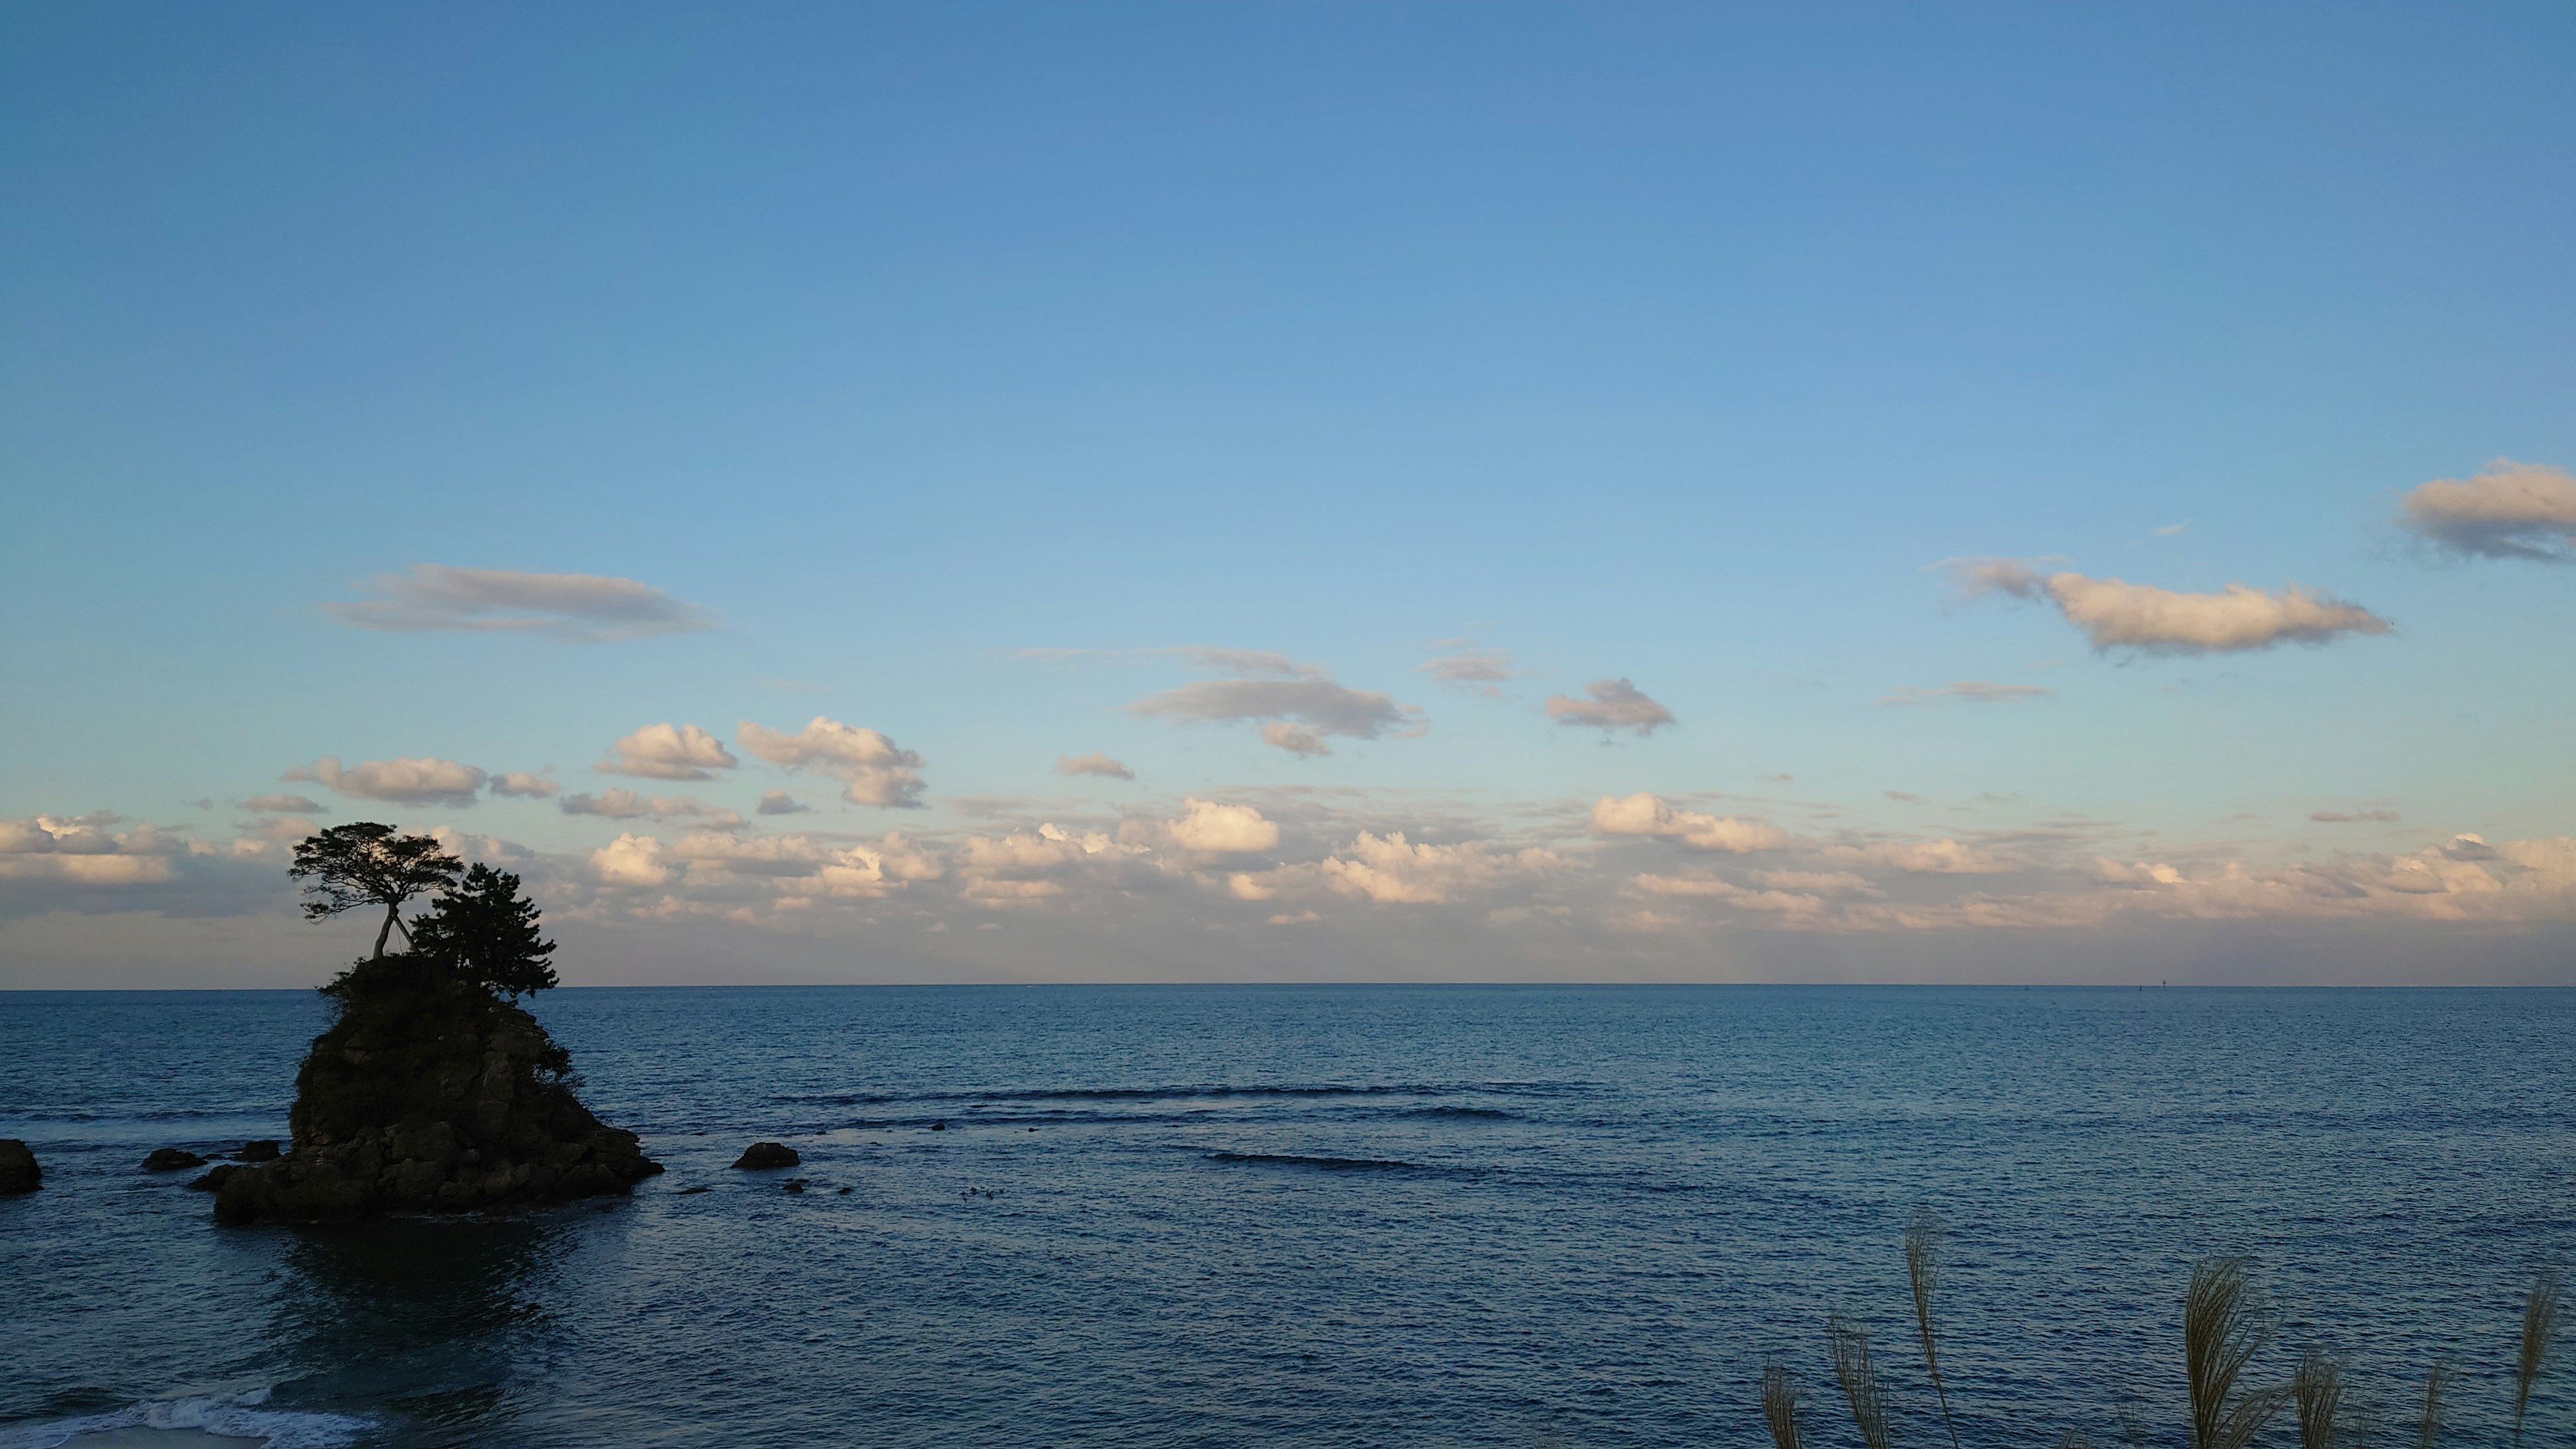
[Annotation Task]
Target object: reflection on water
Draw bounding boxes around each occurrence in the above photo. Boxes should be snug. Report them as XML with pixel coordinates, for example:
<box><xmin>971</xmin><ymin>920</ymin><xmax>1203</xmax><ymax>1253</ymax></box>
<box><xmin>266</xmin><ymin>1214</ymin><xmax>589</xmax><ymax>1441</ymax></box>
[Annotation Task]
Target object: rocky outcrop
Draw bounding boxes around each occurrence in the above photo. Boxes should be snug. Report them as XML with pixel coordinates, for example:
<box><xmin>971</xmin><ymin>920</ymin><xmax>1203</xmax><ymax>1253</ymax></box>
<box><xmin>237</xmin><ymin>1139</ymin><xmax>280</xmax><ymax>1162</ymax></box>
<box><xmin>0</xmin><ymin>1138</ymin><xmax>38</xmax><ymax>1194</ymax></box>
<box><xmin>145</xmin><ymin>1147</ymin><xmax>207</xmax><ymax>1171</ymax></box>
<box><xmin>213</xmin><ymin>960</ymin><xmax>657</xmax><ymax>1224</ymax></box>
<box><xmin>733</xmin><ymin>1142</ymin><xmax>800</xmax><ymax>1170</ymax></box>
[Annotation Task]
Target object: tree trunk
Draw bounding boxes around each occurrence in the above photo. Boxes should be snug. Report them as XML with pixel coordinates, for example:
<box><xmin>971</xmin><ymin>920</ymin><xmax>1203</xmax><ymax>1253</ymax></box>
<box><xmin>373</xmin><ymin>904</ymin><xmax>399</xmax><ymax>959</ymax></box>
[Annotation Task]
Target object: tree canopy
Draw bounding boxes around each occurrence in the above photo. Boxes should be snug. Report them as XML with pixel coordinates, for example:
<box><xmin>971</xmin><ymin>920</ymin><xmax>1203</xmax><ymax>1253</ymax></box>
<box><xmin>290</xmin><ymin>822</ymin><xmax>464</xmax><ymax>959</ymax></box>
<box><xmin>410</xmin><ymin>863</ymin><xmax>559</xmax><ymax>998</ymax></box>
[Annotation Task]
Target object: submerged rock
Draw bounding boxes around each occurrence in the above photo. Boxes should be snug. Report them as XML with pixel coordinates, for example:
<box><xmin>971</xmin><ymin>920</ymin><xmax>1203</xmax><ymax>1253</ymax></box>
<box><xmin>732</xmin><ymin>1142</ymin><xmax>800</xmax><ymax>1170</ymax></box>
<box><xmin>189</xmin><ymin>1164</ymin><xmax>242</xmax><ymax>1193</ymax></box>
<box><xmin>0</xmin><ymin>1138</ymin><xmax>38</xmax><ymax>1194</ymax></box>
<box><xmin>213</xmin><ymin>958</ymin><xmax>658</xmax><ymax>1224</ymax></box>
<box><xmin>145</xmin><ymin>1147</ymin><xmax>207</xmax><ymax>1172</ymax></box>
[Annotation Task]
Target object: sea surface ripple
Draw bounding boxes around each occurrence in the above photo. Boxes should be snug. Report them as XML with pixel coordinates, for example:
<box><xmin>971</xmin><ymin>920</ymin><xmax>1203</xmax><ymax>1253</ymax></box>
<box><xmin>1</xmin><ymin>985</ymin><xmax>2569</xmax><ymax>1447</ymax></box>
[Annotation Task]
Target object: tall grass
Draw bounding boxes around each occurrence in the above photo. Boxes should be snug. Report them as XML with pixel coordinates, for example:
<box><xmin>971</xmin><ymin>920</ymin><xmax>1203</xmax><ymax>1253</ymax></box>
<box><xmin>2294</xmin><ymin>1348</ymin><xmax>2346</xmax><ymax>1449</ymax></box>
<box><xmin>2515</xmin><ymin>1267</ymin><xmax>2559</xmax><ymax>1446</ymax></box>
<box><xmin>1756</xmin><ymin>1230</ymin><xmax>2563</xmax><ymax>1447</ymax></box>
<box><xmin>1762</xmin><ymin>1364</ymin><xmax>1805</xmax><ymax>1449</ymax></box>
<box><xmin>1828</xmin><ymin>1316</ymin><xmax>1894</xmax><ymax>1449</ymax></box>
<box><xmin>2414</xmin><ymin>1361</ymin><xmax>2449</xmax><ymax>1449</ymax></box>
<box><xmin>1906</xmin><ymin>1210</ymin><xmax>1963</xmax><ymax>1449</ymax></box>
<box><xmin>2184</xmin><ymin>1256</ymin><xmax>2288</xmax><ymax>1449</ymax></box>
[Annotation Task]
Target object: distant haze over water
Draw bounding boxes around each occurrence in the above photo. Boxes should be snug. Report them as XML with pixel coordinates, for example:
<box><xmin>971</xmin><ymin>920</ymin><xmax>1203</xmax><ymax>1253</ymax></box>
<box><xmin>3</xmin><ymin>985</ymin><xmax>2569</xmax><ymax>1447</ymax></box>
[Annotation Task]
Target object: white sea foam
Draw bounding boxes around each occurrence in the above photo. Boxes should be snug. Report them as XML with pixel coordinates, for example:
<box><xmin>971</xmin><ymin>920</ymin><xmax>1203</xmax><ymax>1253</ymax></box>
<box><xmin>0</xmin><ymin>1386</ymin><xmax>366</xmax><ymax>1449</ymax></box>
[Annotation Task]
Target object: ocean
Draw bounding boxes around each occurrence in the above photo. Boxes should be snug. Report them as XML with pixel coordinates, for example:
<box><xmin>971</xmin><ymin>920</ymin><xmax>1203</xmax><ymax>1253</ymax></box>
<box><xmin>1</xmin><ymin>985</ymin><xmax>2569</xmax><ymax>1448</ymax></box>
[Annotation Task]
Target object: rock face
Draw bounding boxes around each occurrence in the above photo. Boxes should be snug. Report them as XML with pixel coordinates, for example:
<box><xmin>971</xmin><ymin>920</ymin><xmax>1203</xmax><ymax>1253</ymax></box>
<box><xmin>732</xmin><ymin>1142</ymin><xmax>800</xmax><ymax>1170</ymax></box>
<box><xmin>236</xmin><ymin>1139</ymin><xmax>281</xmax><ymax>1162</ymax></box>
<box><xmin>0</xmin><ymin>1138</ymin><xmax>38</xmax><ymax>1194</ymax></box>
<box><xmin>214</xmin><ymin>962</ymin><xmax>658</xmax><ymax>1224</ymax></box>
<box><xmin>144</xmin><ymin>1147</ymin><xmax>207</xmax><ymax>1171</ymax></box>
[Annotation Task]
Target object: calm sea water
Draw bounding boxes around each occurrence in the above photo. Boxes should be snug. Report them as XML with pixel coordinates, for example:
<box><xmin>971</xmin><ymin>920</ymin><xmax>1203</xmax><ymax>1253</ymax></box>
<box><xmin>1</xmin><ymin>985</ymin><xmax>2569</xmax><ymax>1448</ymax></box>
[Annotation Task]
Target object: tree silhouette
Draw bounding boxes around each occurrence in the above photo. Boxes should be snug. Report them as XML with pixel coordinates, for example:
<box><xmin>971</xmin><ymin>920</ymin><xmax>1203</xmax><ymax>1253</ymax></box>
<box><xmin>289</xmin><ymin>823</ymin><xmax>463</xmax><ymax>959</ymax></box>
<box><xmin>411</xmin><ymin>863</ymin><xmax>559</xmax><ymax>998</ymax></box>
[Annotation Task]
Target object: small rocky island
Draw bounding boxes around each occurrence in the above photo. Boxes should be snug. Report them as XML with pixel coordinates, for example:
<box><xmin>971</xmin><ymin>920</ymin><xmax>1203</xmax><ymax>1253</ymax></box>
<box><xmin>213</xmin><ymin>823</ymin><xmax>659</xmax><ymax>1224</ymax></box>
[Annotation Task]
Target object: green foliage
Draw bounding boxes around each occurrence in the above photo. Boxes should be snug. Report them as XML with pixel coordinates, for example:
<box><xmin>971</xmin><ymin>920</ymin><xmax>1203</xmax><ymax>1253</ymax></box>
<box><xmin>410</xmin><ymin>863</ymin><xmax>559</xmax><ymax>999</ymax></box>
<box><xmin>289</xmin><ymin>822</ymin><xmax>463</xmax><ymax>958</ymax></box>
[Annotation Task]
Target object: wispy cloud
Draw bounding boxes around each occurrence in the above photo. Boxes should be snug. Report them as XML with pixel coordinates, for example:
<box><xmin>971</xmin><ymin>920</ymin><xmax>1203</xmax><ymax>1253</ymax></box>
<box><xmin>738</xmin><ymin>716</ymin><xmax>928</xmax><ymax>809</ymax></box>
<box><xmin>2312</xmin><ymin>808</ymin><xmax>2401</xmax><ymax>824</ymax></box>
<box><xmin>324</xmin><ymin>564</ymin><xmax>712</xmax><ymax>641</ymax></box>
<box><xmin>284</xmin><ymin>756</ymin><xmax>487</xmax><ymax>807</ymax></box>
<box><xmin>1417</xmin><ymin>646</ymin><xmax>1521</xmax><ymax>696</ymax></box>
<box><xmin>1949</xmin><ymin>557</ymin><xmax>2390</xmax><ymax>654</ymax></box>
<box><xmin>1056</xmin><ymin>752</ymin><xmax>1136</xmax><ymax>781</ymax></box>
<box><xmin>560</xmin><ymin>789</ymin><xmax>743</xmax><ymax>826</ymax></box>
<box><xmin>1127</xmin><ymin>651</ymin><xmax>1424</xmax><ymax>755</ymax></box>
<box><xmin>2398</xmin><ymin>459</ymin><xmax>2576</xmax><ymax>561</ymax></box>
<box><xmin>1544</xmin><ymin>678</ymin><xmax>1676</xmax><ymax>736</ymax></box>
<box><xmin>1878</xmin><ymin>680</ymin><xmax>2055</xmax><ymax>706</ymax></box>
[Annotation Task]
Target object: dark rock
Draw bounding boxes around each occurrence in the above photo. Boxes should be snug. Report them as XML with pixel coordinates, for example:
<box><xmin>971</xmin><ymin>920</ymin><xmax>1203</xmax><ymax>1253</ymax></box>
<box><xmin>0</xmin><ymin>1138</ymin><xmax>38</xmax><ymax>1194</ymax></box>
<box><xmin>837</xmin><ymin>1185</ymin><xmax>852</xmax><ymax>1195</ymax></box>
<box><xmin>732</xmin><ymin>1142</ymin><xmax>799</xmax><ymax>1170</ymax></box>
<box><xmin>676</xmin><ymin>1185</ymin><xmax>711</xmax><ymax>1195</ymax></box>
<box><xmin>213</xmin><ymin>961</ymin><xmax>658</xmax><ymax>1225</ymax></box>
<box><xmin>189</xmin><ymin>1164</ymin><xmax>241</xmax><ymax>1193</ymax></box>
<box><xmin>782</xmin><ymin>1178</ymin><xmax>808</xmax><ymax>1195</ymax></box>
<box><xmin>144</xmin><ymin>1147</ymin><xmax>207</xmax><ymax>1172</ymax></box>
<box><xmin>236</xmin><ymin>1139</ymin><xmax>281</xmax><ymax>1162</ymax></box>
<box><xmin>929</xmin><ymin>1121</ymin><xmax>947</xmax><ymax>1132</ymax></box>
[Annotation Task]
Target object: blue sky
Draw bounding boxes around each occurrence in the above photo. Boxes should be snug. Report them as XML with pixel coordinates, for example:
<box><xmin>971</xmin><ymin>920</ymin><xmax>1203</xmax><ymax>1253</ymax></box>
<box><xmin>5</xmin><ymin>3</ymin><xmax>2573</xmax><ymax>985</ymax></box>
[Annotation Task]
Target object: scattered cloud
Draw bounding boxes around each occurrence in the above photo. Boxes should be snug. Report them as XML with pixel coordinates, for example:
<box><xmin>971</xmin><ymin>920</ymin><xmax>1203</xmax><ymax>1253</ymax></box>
<box><xmin>0</xmin><ymin>814</ymin><xmax>183</xmax><ymax>885</ymax></box>
<box><xmin>2152</xmin><ymin>523</ymin><xmax>2190</xmax><ymax>538</ymax></box>
<box><xmin>1126</xmin><ymin>798</ymin><xmax>1281</xmax><ymax>855</ymax></box>
<box><xmin>1878</xmin><ymin>680</ymin><xmax>2055</xmax><ymax>706</ymax></box>
<box><xmin>240</xmin><ymin>794</ymin><xmax>322</xmax><ymax>814</ymax></box>
<box><xmin>1057</xmin><ymin>752</ymin><xmax>1136</xmax><ymax>781</ymax></box>
<box><xmin>1751</xmin><ymin>869</ymin><xmax>1882</xmax><ymax>897</ymax></box>
<box><xmin>598</xmin><ymin>722</ymin><xmax>739</xmax><ymax>781</ymax></box>
<box><xmin>559</xmin><ymin>789</ymin><xmax>743</xmax><ymax>826</ymax></box>
<box><xmin>1951</xmin><ymin>559</ymin><xmax>2390</xmax><ymax>654</ymax></box>
<box><xmin>1228</xmin><ymin>831</ymin><xmax>1562</xmax><ymax>906</ymax></box>
<box><xmin>2398</xmin><ymin>460</ymin><xmax>2576</xmax><ymax>561</ymax></box>
<box><xmin>1417</xmin><ymin>647</ymin><xmax>1520</xmax><ymax>696</ymax></box>
<box><xmin>1591</xmin><ymin>793</ymin><xmax>1788</xmax><ymax>853</ymax></box>
<box><xmin>737</xmin><ymin>716</ymin><xmax>928</xmax><ymax>809</ymax></box>
<box><xmin>2312</xmin><ymin>808</ymin><xmax>2401</xmax><ymax>824</ymax></box>
<box><xmin>1544</xmin><ymin>678</ymin><xmax>1676</xmax><ymax>736</ymax></box>
<box><xmin>284</xmin><ymin>756</ymin><xmax>488</xmax><ymax>807</ymax></box>
<box><xmin>757</xmin><ymin>790</ymin><xmax>810</xmax><ymax>816</ymax></box>
<box><xmin>1128</xmin><ymin>652</ymin><xmax>1424</xmax><ymax>753</ymax></box>
<box><xmin>1260</xmin><ymin>722</ymin><xmax>1332</xmax><ymax>757</ymax></box>
<box><xmin>1819</xmin><ymin>837</ymin><xmax>2014</xmax><ymax>873</ymax></box>
<box><xmin>488</xmin><ymin>773</ymin><xmax>558</xmax><ymax>798</ymax></box>
<box><xmin>323</xmin><ymin>564</ymin><xmax>712</xmax><ymax>641</ymax></box>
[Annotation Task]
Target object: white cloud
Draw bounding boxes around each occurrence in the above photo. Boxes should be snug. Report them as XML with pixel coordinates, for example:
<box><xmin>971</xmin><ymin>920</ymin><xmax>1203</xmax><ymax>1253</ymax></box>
<box><xmin>1631</xmin><ymin>873</ymin><xmax>1827</xmax><ymax>916</ymax></box>
<box><xmin>590</xmin><ymin>833</ymin><xmax>671</xmax><ymax>888</ymax></box>
<box><xmin>0</xmin><ymin>815</ymin><xmax>183</xmax><ymax>885</ymax></box>
<box><xmin>1312</xmin><ymin>831</ymin><xmax>1562</xmax><ymax>906</ymax></box>
<box><xmin>324</xmin><ymin>564</ymin><xmax>712</xmax><ymax>641</ymax></box>
<box><xmin>559</xmin><ymin>789</ymin><xmax>743</xmax><ymax>826</ymax></box>
<box><xmin>1819</xmin><ymin>837</ymin><xmax>2015</xmax><ymax>873</ymax></box>
<box><xmin>1952</xmin><ymin>559</ymin><xmax>2390</xmax><ymax>655</ymax></box>
<box><xmin>668</xmin><ymin>830</ymin><xmax>945</xmax><ymax>899</ymax></box>
<box><xmin>1590</xmin><ymin>793</ymin><xmax>1788</xmax><ymax>852</ymax></box>
<box><xmin>1057</xmin><ymin>752</ymin><xmax>1136</xmax><ymax>781</ymax></box>
<box><xmin>2399</xmin><ymin>460</ymin><xmax>2576</xmax><ymax>561</ymax></box>
<box><xmin>757</xmin><ymin>790</ymin><xmax>811</xmax><ymax>816</ymax></box>
<box><xmin>737</xmin><ymin>716</ymin><xmax>928</xmax><ymax>809</ymax></box>
<box><xmin>1545</xmin><ymin>678</ymin><xmax>1676</xmax><ymax>735</ymax></box>
<box><xmin>284</xmin><ymin>756</ymin><xmax>488</xmax><ymax>807</ymax></box>
<box><xmin>1878</xmin><ymin>681</ymin><xmax>2054</xmax><ymax>706</ymax></box>
<box><xmin>1751</xmin><ymin>869</ymin><xmax>1883</xmax><ymax>897</ymax></box>
<box><xmin>1145</xmin><ymin>798</ymin><xmax>1281</xmax><ymax>855</ymax></box>
<box><xmin>240</xmin><ymin>794</ymin><xmax>322</xmax><ymax>813</ymax></box>
<box><xmin>956</xmin><ymin>823</ymin><xmax>1150</xmax><ymax>908</ymax></box>
<box><xmin>488</xmin><ymin>772</ymin><xmax>558</xmax><ymax>798</ymax></box>
<box><xmin>599</xmin><ymin>722</ymin><xmax>739</xmax><ymax>781</ymax></box>
<box><xmin>1417</xmin><ymin>647</ymin><xmax>1519</xmax><ymax>694</ymax></box>
<box><xmin>1260</xmin><ymin>722</ymin><xmax>1331</xmax><ymax>757</ymax></box>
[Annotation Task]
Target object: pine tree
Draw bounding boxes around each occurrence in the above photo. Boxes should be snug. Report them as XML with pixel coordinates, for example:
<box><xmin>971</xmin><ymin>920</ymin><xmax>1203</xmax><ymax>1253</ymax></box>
<box><xmin>410</xmin><ymin>863</ymin><xmax>559</xmax><ymax>998</ymax></box>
